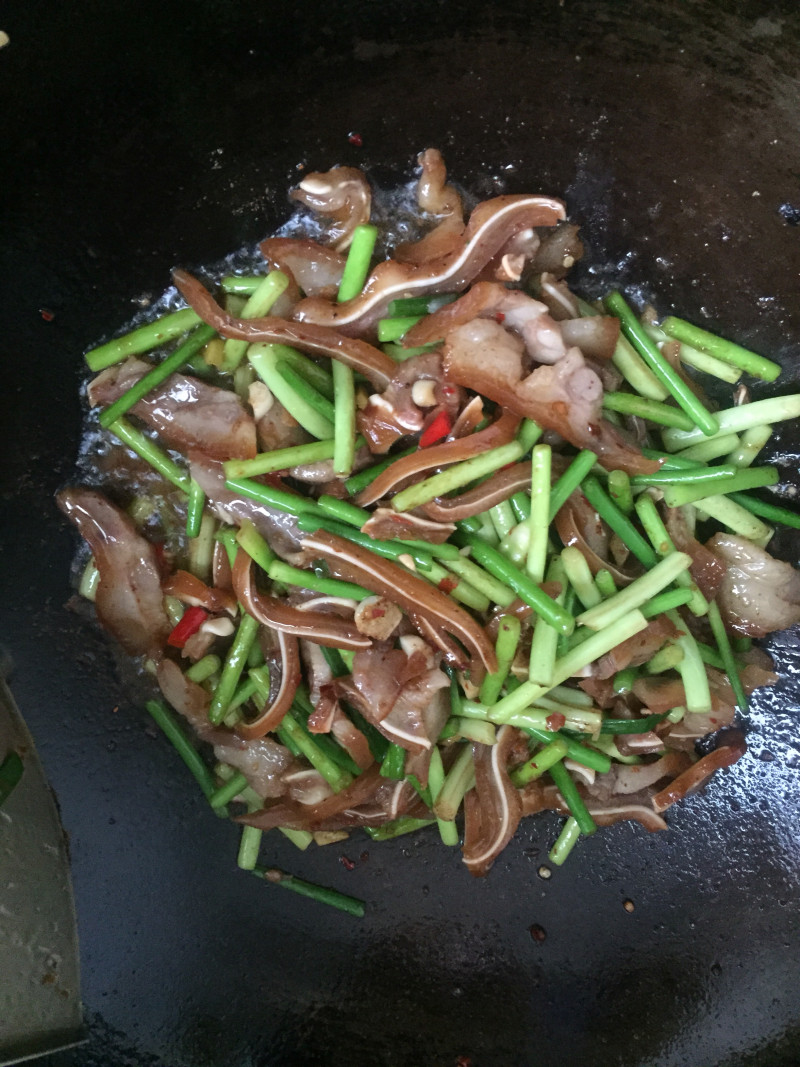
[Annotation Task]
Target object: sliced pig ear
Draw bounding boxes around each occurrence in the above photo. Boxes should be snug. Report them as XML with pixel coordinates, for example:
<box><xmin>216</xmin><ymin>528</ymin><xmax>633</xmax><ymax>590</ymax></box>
<box><xmin>156</xmin><ymin>658</ymin><xmax>209</xmax><ymax>731</ymax></box>
<box><xmin>443</xmin><ymin>321</ymin><xmax>659</xmax><ymax>477</ymax></box>
<box><xmin>652</xmin><ymin>733</ymin><xmax>747</xmax><ymax>814</ymax></box>
<box><xmin>415</xmin><ymin>147</ymin><xmax>463</xmax><ymax>217</ymax></box>
<box><xmin>56</xmin><ymin>487</ymin><xmax>170</xmax><ymax>656</ymax></box>
<box><xmin>612</xmin><ymin>750</ymin><xmax>693</xmax><ymax>796</ymax></box>
<box><xmin>536</xmin><ymin>271</ymin><xmax>581</xmax><ymax>321</ymax></box>
<box><xmin>171</xmin><ymin>267</ymin><xmax>395</xmax><ymax>389</ymax></box>
<box><xmin>664</xmin><ymin>505</ymin><xmax>727</xmax><ymax>601</ymax></box>
<box><xmin>86</xmin><ymin>356</ymin><xmax>151</xmax><ymax>408</ymax></box>
<box><xmin>235</xmin><ymin>628</ymin><xmax>300</xmax><ymax>741</ymax></box>
<box><xmin>524</xmin><ymin>782</ymin><xmax>669</xmax><ymax>833</ymax></box>
<box><xmin>163</xmin><ymin>569</ymin><xmax>237</xmax><ymax>616</ymax></box>
<box><xmin>393</xmin><ymin>148</ymin><xmax>465</xmax><ymax>267</ymax></box>
<box><xmin>706</xmin><ymin>532</ymin><xmax>800</xmax><ymax>637</ymax></box>
<box><xmin>422</xmin><ymin>461</ymin><xmax>532</xmax><ymax>523</ymax></box>
<box><xmin>362</xmin><ymin>508</ymin><xmax>455</xmax><ymax>545</ymax></box>
<box><xmin>463</xmin><ymin>725</ymin><xmax>523</xmax><ymax>877</ymax></box>
<box><xmin>585</xmin><ymin>804</ymin><xmax>667</xmax><ymax>832</ymax></box>
<box><xmin>231</xmin><ymin>550</ymin><xmax>371</xmax><ymax>652</ymax></box>
<box><xmin>259</xmin><ymin>237</ymin><xmax>345</xmax><ymax>301</ymax></box>
<box><xmin>290</xmin><ymin>193</ymin><xmax>566</xmax><ymax>335</ymax></box>
<box><xmin>403</xmin><ymin>281</ymin><xmax>513</xmax><ymax>346</ymax></box>
<box><xmin>528</xmin><ymin>221</ymin><xmax>584</xmax><ymax>278</ymax></box>
<box><xmin>554</xmin><ymin>492</ymin><xmax>640</xmax><ymax>588</ymax></box>
<box><xmin>300</xmin><ymin>528</ymin><xmax>498</xmax><ymax>673</ymax></box>
<box><xmin>290</xmin><ymin>166</ymin><xmax>372</xmax><ymax>252</ymax></box>
<box><xmin>90</xmin><ymin>360</ymin><xmax>259</xmax><ymax>461</ymax></box>
<box><xmin>356</xmin><ymin>408</ymin><xmax>519</xmax><ymax>508</ymax></box>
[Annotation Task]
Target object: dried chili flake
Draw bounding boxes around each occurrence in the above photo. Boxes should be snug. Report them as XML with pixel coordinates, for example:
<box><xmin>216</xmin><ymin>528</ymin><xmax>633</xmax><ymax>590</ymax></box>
<box><xmin>166</xmin><ymin>605</ymin><xmax>207</xmax><ymax>648</ymax></box>
<box><xmin>419</xmin><ymin>410</ymin><xmax>453</xmax><ymax>447</ymax></box>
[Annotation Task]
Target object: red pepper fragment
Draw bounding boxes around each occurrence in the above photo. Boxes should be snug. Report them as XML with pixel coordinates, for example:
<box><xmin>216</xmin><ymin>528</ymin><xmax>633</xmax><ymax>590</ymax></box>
<box><xmin>545</xmin><ymin>712</ymin><xmax>566</xmax><ymax>732</ymax></box>
<box><xmin>438</xmin><ymin>576</ymin><xmax>458</xmax><ymax>594</ymax></box>
<box><xmin>40</xmin><ymin>308</ymin><xmax>54</xmax><ymax>322</ymax></box>
<box><xmin>495</xmin><ymin>312</ymin><xmax>506</xmax><ymax>324</ymax></box>
<box><xmin>167</xmin><ymin>605</ymin><xmax>208</xmax><ymax>648</ymax></box>
<box><xmin>419</xmin><ymin>410</ymin><xmax>453</xmax><ymax>448</ymax></box>
<box><xmin>348</xmin><ymin>132</ymin><xmax>363</xmax><ymax>147</ymax></box>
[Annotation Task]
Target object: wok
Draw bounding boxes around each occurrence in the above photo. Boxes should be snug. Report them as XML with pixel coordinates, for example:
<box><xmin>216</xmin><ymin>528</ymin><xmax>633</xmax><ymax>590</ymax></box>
<box><xmin>2</xmin><ymin>1</ymin><xmax>800</xmax><ymax>1064</ymax></box>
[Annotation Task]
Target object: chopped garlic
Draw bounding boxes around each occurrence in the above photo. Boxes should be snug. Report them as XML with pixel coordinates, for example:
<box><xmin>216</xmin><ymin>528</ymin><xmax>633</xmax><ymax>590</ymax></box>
<box><xmin>203</xmin><ymin>337</ymin><xmax>225</xmax><ymax>368</ymax></box>
<box><xmin>200</xmin><ymin>617</ymin><xmax>235</xmax><ymax>638</ymax></box>
<box><xmin>398</xmin><ymin>635</ymin><xmax>429</xmax><ymax>658</ymax></box>
<box><xmin>248</xmin><ymin>380</ymin><xmax>274</xmax><ymax>420</ymax></box>
<box><xmin>368</xmin><ymin>393</ymin><xmax>394</xmax><ymax>413</ymax></box>
<box><xmin>411</xmin><ymin>379</ymin><xmax>437</xmax><ymax>407</ymax></box>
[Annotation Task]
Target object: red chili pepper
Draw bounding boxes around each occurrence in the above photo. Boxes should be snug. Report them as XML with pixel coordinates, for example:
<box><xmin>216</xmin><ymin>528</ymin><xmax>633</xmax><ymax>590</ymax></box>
<box><xmin>166</xmin><ymin>605</ymin><xmax>208</xmax><ymax>648</ymax></box>
<box><xmin>419</xmin><ymin>410</ymin><xmax>453</xmax><ymax>448</ymax></box>
<box><xmin>546</xmin><ymin>712</ymin><xmax>566</xmax><ymax>732</ymax></box>
<box><xmin>40</xmin><ymin>308</ymin><xmax>54</xmax><ymax>322</ymax></box>
<box><xmin>348</xmin><ymin>132</ymin><xmax>363</xmax><ymax>147</ymax></box>
<box><xmin>438</xmin><ymin>576</ymin><xmax>458</xmax><ymax>594</ymax></box>
<box><xmin>495</xmin><ymin>312</ymin><xmax>506</xmax><ymax>323</ymax></box>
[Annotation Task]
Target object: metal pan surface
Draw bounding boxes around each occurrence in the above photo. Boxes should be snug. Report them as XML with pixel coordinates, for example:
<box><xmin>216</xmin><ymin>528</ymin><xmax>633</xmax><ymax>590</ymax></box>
<box><xmin>2</xmin><ymin>2</ymin><xmax>800</xmax><ymax>1064</ymax></box>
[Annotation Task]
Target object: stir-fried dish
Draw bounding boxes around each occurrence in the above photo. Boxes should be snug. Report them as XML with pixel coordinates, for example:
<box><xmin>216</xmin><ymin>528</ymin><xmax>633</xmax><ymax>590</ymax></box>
<box><xmin>59</xmin><ymin>150</ymin><xmax>800</xmax><ymax>909</ymax></box>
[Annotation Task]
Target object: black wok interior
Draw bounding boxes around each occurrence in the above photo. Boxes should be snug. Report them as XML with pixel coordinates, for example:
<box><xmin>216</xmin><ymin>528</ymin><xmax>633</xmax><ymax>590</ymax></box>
<box><xmin>2</xmin><ymin>1</ymin><xmax>800</xmax><ymax>1064</ymax></box>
